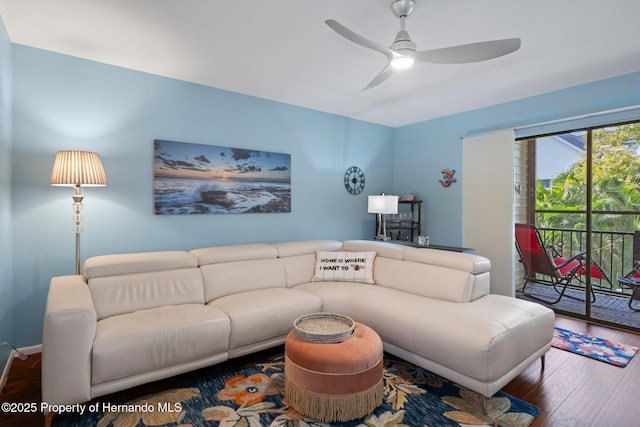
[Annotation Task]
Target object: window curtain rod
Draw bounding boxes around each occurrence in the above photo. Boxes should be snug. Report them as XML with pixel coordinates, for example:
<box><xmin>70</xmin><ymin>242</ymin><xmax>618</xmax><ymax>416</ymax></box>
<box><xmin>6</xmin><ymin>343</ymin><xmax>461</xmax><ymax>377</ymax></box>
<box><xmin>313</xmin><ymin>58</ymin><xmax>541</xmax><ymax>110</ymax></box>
<box><xmin>515</xmin><ymin>105</ymin><xmax>640</xmax><ymax>139</ymax></box>
<box><xmin>463</xmin><ymin>105</ymin><xmax>640</xmax><ymax>140</ymax></box>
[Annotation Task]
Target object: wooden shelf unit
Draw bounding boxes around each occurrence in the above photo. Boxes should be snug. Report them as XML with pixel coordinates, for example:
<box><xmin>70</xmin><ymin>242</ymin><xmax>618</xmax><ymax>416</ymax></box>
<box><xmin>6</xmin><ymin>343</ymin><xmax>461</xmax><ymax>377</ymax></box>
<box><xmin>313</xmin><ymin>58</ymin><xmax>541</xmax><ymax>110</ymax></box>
<box><xmin>376</xmin><ymin>199</ymin><xmax>422</xmax><ymax>243</ymax></box>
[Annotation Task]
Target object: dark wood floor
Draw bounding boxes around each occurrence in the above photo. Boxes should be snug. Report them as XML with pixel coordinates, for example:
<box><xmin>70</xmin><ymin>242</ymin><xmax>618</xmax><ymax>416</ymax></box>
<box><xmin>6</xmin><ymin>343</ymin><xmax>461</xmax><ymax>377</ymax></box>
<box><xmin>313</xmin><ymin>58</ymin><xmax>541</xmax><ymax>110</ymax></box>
<box><xmin>1</xmin><ymin>315</ymin><xmax>639</xmax><ymax>426</ymax></box>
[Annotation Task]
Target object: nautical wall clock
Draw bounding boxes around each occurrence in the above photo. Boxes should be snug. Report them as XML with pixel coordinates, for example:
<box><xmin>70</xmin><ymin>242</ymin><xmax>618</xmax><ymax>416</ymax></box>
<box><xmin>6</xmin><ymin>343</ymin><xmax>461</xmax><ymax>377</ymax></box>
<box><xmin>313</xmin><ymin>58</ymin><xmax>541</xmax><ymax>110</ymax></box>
<box><xmin>344</xmin><ymin>166</ymin><xmax>365</xmax><ymax>195</ymax></box>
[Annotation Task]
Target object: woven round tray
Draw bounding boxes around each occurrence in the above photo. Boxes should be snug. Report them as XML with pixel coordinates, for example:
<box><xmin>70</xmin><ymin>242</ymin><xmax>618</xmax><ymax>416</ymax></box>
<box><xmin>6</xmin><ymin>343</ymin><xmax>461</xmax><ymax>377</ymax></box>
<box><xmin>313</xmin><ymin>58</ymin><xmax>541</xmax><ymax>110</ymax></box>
<box><xmin>293</xmin><ymin>313</ymin><xmax>355</xmax><ymax>343</ymax></box>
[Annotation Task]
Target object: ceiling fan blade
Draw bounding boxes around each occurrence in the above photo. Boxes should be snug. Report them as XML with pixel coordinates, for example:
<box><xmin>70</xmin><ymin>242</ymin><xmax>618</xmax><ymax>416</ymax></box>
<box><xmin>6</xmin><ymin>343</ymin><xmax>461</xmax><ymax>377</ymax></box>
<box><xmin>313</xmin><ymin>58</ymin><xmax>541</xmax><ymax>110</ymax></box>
<box><xmin>362</xmin><ymin>64</ymin><xmax>394</xmax><ymax>91</ymax></box>
<box><xmin>325</xmin><ymin>19</ymin><xmax>394</xmax><ymax>61</ymax></box>
<box><xmin>414</xmin><ymin>38</ymin><xmax>521</xmax><ymax>64</ymax></box>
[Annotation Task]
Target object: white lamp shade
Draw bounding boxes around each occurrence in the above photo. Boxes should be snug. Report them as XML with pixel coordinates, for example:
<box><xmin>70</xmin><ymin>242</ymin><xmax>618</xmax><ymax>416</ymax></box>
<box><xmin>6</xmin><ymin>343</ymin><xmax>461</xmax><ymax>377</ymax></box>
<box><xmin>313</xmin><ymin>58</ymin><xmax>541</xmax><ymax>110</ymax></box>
<box><xmin>50</xmin><ymin>150</ymin><xmax>108</xmax><ymax>187</ymax></box>
<box><xmin>368</xmin><ymin>195</ymin><xmax>398</xmax><ymax>214</ymax></box>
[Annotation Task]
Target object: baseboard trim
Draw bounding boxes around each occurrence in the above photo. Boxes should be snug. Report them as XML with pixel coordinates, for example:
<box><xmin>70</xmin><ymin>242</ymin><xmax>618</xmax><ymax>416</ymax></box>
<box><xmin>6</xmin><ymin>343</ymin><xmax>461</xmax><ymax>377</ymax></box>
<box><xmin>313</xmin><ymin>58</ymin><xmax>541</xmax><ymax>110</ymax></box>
<box><xmin>0</xmin><ymin>350</ymin><xmax>15</xmax><ymax>394</ymax></box>
<box><xmin>19</xmin><ymin>344</ymin><xmax>42</xmax><ymax>356</ymax></box>
<box><xmin>0</xmin><ymin>344</ymin><xmax>43</xmax><ymax>394</ymax></box>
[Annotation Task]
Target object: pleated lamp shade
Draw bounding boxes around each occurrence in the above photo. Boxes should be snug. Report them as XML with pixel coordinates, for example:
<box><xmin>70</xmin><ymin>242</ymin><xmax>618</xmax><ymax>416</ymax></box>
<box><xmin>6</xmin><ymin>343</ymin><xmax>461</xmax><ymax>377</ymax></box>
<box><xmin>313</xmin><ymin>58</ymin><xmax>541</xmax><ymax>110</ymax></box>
<box><xmin>50</xmin><ymin>150</ymin><xmax>108</xmax><ymax>187</ymax></box>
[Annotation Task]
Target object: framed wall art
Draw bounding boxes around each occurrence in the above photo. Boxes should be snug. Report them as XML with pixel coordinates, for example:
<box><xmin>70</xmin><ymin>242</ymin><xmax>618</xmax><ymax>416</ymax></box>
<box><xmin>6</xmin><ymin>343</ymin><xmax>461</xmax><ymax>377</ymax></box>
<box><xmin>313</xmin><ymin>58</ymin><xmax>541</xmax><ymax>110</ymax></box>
<box><xmin>153</xmin><ymin>139</ymin><xmax>291</xmax><ymax>214</ymax></box>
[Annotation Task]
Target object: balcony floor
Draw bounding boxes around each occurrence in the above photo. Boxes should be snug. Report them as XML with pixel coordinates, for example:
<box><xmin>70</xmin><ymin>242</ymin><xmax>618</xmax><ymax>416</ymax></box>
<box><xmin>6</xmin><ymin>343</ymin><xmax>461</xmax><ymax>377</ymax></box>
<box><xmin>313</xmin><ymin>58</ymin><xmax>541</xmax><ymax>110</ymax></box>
<box><xmin>516</xmin><ymin>282</ymin><xmax>640</xmax><ymax>331</ymax></box>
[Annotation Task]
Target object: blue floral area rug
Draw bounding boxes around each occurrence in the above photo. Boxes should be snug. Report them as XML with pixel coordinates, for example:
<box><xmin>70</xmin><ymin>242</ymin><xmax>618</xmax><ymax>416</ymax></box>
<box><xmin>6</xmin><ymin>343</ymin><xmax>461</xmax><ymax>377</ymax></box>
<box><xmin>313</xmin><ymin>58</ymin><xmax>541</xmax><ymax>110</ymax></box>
<box><xmin>55</xmin><ymin>354</ymin><xmax>538</xmax><ymax>427</ymax></box>
<box><xmin>552</xmin><ymin>327</ymin><xmax>639</xmax><ymax>367</ymax></box>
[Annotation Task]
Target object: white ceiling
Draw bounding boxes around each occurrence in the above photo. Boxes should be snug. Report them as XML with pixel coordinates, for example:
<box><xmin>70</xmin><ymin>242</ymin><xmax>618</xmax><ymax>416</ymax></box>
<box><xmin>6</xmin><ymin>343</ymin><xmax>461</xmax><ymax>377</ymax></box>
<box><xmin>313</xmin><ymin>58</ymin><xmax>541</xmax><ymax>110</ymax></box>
<box><xmin>1</xmin><ymin>0</ymin><xmax>640</xmax><ymax>128</ymax></box>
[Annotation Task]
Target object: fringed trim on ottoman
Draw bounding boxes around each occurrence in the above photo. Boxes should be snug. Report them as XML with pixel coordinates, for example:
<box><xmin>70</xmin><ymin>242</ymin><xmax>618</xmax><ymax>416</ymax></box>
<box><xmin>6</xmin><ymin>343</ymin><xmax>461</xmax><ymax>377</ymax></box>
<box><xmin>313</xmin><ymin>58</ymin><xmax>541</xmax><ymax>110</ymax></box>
<box><xmin>284</xmin><ymin>376</ymin><xmax>384</xmax><ymax>422</ymax></box>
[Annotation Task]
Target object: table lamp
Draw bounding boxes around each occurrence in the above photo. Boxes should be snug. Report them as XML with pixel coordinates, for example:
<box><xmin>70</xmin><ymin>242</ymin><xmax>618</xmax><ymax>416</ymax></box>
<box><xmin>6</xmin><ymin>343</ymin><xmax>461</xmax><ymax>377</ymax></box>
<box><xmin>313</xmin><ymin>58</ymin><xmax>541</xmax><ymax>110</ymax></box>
<box><xmin>368</xmin><ymin>194</ymin><xmax>398</xmax><ymax>241</ymax></box>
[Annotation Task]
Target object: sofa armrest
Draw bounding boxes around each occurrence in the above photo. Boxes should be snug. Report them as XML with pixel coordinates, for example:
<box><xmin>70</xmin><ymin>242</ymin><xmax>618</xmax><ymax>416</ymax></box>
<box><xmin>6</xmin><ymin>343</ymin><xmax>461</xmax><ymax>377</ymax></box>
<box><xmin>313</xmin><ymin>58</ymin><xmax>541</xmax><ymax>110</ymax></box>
<box><xmin>42</xmin><ymin>275</ymin><xmax>96</xmax><ymax>405</ymax></box>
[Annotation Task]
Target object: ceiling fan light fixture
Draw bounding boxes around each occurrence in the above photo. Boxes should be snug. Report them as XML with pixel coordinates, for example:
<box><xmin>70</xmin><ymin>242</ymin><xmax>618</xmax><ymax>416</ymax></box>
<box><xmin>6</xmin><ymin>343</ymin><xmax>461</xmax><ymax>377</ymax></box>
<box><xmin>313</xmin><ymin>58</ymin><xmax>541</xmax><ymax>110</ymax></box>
<box><xmin>391</xmin><ymin>55</ymin><xmax>414</xmax><ymax>69</ymax></box>
<box><xmin>390</xmin><ymin>29</ymin><xmax>416</xmax><ymax>70</ymax></box>
<box><xmin>326</xmin><ymin>0</ymin><xmax>521</xmax><ymax>90</ymax></box>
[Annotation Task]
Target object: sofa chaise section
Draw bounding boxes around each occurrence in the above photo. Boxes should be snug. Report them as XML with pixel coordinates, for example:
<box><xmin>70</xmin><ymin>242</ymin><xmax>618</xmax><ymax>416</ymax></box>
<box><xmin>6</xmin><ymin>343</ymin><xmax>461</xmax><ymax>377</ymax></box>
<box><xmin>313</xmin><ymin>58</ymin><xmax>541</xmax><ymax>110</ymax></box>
<box><xmin>297</xmin><ymin>240</ymin><xmax>555</xmax><ymax>398</ymax></box>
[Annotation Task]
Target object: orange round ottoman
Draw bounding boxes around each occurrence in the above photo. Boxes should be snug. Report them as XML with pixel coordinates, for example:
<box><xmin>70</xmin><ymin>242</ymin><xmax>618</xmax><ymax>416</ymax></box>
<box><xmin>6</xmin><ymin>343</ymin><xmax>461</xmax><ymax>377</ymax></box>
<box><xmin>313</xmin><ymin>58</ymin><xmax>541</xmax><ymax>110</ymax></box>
<box><xmin>284</xmin><ymin>322</ymin><xmax>384</xmax><ymax>422</ymax></box>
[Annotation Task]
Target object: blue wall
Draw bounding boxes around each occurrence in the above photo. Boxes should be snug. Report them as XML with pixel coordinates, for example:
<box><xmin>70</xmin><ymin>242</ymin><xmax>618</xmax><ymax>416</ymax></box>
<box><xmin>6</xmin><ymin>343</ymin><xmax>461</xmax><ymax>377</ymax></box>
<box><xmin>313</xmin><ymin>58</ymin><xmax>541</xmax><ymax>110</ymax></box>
<box><xmin>10</xmin><ymin>45</ymin><xmax>395</xmax><ymax>348</ymax></box>
<box><xmin>394</xmin><ymin>72</ymin><xmax>640</xmax><ymax>246</ymax></box>
<box><xmin>0</xmin><ymin>16</ymin><xmax>13</xmax><ymax>372</ymax></box>
<box><xmin>4</xmin><ymin>38</ymin><xmax>640</xmax><ymax>354</ymax></box>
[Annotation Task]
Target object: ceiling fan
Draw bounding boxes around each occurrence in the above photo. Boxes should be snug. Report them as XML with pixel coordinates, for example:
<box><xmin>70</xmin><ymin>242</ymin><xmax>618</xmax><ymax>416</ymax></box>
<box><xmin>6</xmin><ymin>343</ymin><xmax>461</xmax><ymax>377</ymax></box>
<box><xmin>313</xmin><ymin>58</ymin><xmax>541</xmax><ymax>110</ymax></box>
<box><xmin>325</xmin><ymin>0</ymin><xmax>521</xmax><ymax>91</ymax></box>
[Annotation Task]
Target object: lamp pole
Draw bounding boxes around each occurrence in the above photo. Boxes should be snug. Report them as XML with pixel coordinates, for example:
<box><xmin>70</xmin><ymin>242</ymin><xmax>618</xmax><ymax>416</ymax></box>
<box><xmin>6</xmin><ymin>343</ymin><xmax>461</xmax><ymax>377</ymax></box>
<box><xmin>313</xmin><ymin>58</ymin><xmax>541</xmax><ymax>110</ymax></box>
<box><xmin>72</xmin><ymin>185</ymin><xmax>84</xmax><ymax>275</ymax></box>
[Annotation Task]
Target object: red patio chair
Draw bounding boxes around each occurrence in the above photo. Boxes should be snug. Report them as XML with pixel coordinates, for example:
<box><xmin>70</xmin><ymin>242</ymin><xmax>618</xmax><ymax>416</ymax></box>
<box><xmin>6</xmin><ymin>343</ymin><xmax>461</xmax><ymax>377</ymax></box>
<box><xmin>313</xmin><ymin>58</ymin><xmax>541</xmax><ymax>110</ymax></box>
<box><xmin>617</xmin><ymin>261</ymin><xmax>640</xmax><ymax>311</ymax></box>
<box><xmin>515</xmin><ymin>223</ymin><xmax>606</xmax><ymax>304</ymax></box>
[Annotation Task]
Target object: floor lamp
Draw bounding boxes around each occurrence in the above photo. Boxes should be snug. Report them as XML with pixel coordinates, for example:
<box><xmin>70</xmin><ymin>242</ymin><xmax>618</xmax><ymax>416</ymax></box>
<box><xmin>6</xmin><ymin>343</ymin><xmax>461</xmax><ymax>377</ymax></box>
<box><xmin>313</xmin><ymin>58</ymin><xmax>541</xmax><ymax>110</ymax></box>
<box><xmin>368</xmin><ymin>194</ymin><xmax>398</xmax><ymax>241</ymax></box>
<box><xmin>50</xmin><ymin>150</ymin><xmax>108</xmax><ymax>275</ymax></box>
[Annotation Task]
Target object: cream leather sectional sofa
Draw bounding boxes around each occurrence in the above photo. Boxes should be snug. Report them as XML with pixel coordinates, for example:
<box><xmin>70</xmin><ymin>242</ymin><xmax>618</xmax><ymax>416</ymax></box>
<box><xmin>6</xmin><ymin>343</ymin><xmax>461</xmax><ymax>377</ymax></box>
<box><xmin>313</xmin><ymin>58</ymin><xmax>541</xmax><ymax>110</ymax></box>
<box><xmin>42</xmin><ymin>239</ymin><xmax>555</xmax><ymax>406</ymax></box>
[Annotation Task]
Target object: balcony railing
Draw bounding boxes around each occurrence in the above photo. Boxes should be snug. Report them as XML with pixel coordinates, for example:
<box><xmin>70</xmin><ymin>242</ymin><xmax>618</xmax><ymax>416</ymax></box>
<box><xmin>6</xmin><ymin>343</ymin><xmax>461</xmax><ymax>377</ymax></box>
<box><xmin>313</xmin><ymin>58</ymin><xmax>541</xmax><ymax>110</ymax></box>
<box><xmin>536</xmin><ymin>226</ymin><xmax>639</xmax><ymax>296</ymax></box>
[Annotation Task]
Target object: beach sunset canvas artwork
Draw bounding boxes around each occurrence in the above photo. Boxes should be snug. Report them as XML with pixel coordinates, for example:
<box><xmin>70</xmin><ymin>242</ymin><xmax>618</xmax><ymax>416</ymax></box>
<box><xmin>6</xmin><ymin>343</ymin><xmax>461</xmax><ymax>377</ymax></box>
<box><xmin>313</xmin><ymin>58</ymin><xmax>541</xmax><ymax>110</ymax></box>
<box><xmin>153</xmin><ymin>140</ymin><xmax>291</xmax><ymax>214</ymax></box>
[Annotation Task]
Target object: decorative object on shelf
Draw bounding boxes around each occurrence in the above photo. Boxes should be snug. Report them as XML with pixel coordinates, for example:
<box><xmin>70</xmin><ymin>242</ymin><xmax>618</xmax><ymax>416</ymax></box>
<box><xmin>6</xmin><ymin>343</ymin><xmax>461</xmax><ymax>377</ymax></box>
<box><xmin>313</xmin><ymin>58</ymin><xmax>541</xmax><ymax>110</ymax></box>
<box><xmin>50</xmin><ymin>150</ymin><xmax>108</xmax><ymax>275</ymax></box>
<box><xmin>154</xmin><ymin>140</ymin><xmax>291</xmax><ymax>214</ymax></box>
<box><xmin>344</xmin><ymin>165</ymin><xmax>366</xmax><ymax>195</ymax></box>
<box><xmin>293</xmin><ymin>312</ymin><xmax>355</xmax><ymax>343</ymax></box>
<box><xmin>404</xmin><ymin>192</ymin><xmax>416</xmax><ymax>201</ymax></box>
<box><xmin>368</xmin><ymin>194</ymin><xmax>398</xmax><ymax>241</ymax></box>
<box><xmin>439</xmin><ymin>168</ymin><xmax>457</xmax><ymax>187</ymax></box>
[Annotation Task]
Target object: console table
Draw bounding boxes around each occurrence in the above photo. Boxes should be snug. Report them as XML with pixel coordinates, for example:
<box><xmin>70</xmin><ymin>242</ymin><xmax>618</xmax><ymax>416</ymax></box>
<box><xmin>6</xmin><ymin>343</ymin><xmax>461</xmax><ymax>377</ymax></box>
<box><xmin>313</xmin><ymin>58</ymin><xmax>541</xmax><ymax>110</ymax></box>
<box><xmin>391</xmin><ymin>241</ymin><xmax>475</xmax><ymax>254</ymax></box>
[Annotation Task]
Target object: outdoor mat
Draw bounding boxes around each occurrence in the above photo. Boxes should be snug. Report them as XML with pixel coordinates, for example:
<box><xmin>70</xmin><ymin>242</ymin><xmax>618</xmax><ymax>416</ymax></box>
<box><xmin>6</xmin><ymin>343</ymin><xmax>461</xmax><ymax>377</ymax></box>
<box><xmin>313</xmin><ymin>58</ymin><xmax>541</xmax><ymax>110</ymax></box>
<box><xmin>54</xmin><ymin>354</ymin><xmax>539</xmax><ymax>427</ymax></box>
<box><xmin>552</xmin><ymin>326</ymin><xmax>639</xmax><ymax>367</ymax></box>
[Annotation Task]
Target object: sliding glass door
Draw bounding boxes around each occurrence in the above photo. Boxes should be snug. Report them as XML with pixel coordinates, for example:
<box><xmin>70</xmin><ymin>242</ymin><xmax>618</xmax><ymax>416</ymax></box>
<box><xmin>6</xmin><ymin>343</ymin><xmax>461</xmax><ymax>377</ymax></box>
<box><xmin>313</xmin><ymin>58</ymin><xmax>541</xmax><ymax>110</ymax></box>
<box><xmin>518</xmin><ymin>121</ymin><xmax>640</xmax><ymax>331</ymax></box>
<box><xmin>533</xmin><ymin>131</ymin><xmax>589</xmax><ymax>316</ymax></box>
<box><xmin>588</xmin><ymin>124</ymin><xmax>640</xmax><ymax>328</ymax></box>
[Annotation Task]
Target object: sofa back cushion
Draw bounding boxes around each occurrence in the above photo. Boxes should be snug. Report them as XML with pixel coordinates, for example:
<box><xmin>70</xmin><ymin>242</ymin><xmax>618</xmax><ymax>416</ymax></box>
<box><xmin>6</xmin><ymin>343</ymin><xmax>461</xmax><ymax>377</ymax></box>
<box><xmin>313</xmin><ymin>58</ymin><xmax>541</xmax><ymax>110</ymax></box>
<box><xmin>402</xmin><ymin>247</ymin><xmax>490</xmax><ymax>275</ymax></box>
<box><xmin>344</xmin><ymin>240</ymin><xmax>491</xmax><ymax>302</ymax></box>
<box><xmin>84</xmin><ymin>251</ymin><xmax>198</xmax><ymax>278</ymax></box>
<box><xmin>373</xmin><ymin>257</ymin><xmax>476</xmax><ymax>302</ymax></box>
<box><xmin>402</xmin><ymin>247</ymin><xmax>491</xmax><ymax>301</ymax></box>
<box><xmin>193</xmin><ymin>243</ymin><xmax>286</xmax><ymax>301</ymax></box>
<box><xmin>343</xmin><ymin>240</ymin><xmax>404</xmax><ymax>260</ymax></box>
<box><xmin>200</xmin><ymin>259</ymin><xmax>286</xmax><ymax>301</ymax></box>
<box><xmin>273</xmin><ymin>240</ymin><xmax>343</xmax><ymax>287</ymax></box>
<box><xmin>84</xmin><ymin>251</ymin><xmax>203</xmax><ymax>320</ymax></box>
<box><xmin>191</xmin><ymin>243</ymin><xmax>278</xmax><ymax>265</ymax></box>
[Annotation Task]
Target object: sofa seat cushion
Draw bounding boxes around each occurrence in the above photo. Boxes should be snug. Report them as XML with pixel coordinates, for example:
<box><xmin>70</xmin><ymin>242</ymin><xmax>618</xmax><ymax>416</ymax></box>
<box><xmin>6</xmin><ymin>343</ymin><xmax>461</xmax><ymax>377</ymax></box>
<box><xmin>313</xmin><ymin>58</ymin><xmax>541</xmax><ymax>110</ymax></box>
<box><xmin>209</xmin><ymin>288</ymin><xmax>321</xmax><ymax>349</ymax></box>
<box><xmin>347</xmin><ymin>288</ymin><xmax>554</xmax><ymax>384</ymax></box>
<box><xmin>92</xmin><ymin>304</ymin><xmax>230</xmax><ymax>385</ymax></box>
<box><xmin>293</xmin><ymin>282</ymin><xmax>373</xmax><ymax>314</ymax></box>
